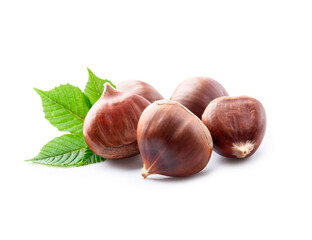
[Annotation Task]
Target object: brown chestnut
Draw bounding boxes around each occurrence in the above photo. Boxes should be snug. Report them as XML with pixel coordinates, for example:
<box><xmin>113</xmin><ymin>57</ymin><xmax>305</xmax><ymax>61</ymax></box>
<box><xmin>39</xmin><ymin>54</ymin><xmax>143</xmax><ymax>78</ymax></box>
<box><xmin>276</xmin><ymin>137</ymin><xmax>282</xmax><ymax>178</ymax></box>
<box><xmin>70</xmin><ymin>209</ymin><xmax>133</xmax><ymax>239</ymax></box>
<box><xmin>137</xmin><ymin>100</ymin><xmax>213</xmax><ymax>178</ymax></box>
<box><xmin>83</xmin><ymin>83</ymin><xmax>150</xmax><ymax>159</ymax></box>
<box><xmin>117</xmin><ymin>80</ymin><xmax>163</xmax><ymax>103</ymax></box>
<box><xmin>202</xmin><ymin>96</ymin><xmax>266</xmax><ymax>158</ymax></box>
<box><xmin>170</xmin><ymin>77</ymin><xmax>229</xmax><ymax>119</ymax></box>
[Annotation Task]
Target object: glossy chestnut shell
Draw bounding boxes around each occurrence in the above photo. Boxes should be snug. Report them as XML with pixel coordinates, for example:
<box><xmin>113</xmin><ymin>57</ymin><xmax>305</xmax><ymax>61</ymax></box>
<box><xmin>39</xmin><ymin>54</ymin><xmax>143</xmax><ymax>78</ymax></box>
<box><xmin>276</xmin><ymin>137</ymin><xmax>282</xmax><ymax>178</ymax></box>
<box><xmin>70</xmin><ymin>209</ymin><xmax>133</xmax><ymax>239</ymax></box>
<box><xmin>202</xmin><ymin>96</ymin><xmax>266</xmax><ymax>158</ymax></box>
<box><xmin>117</xmin><ymin>80</ymin><xmax>163</xmax><ymax>103</ymax></box>
<box><xmin>170</xmin><ymin>77</ymin><xmax>228</xmax><ymax>119</ymax></box>
<box><xmin>137</xmin><ymin>100</ymin><xmax>213</xmax><ymax>178</ymax></box>
<box><xmin>83</xmin><ymin>83</ymin><xmax>150</xmax><ymax>159</ymax></box>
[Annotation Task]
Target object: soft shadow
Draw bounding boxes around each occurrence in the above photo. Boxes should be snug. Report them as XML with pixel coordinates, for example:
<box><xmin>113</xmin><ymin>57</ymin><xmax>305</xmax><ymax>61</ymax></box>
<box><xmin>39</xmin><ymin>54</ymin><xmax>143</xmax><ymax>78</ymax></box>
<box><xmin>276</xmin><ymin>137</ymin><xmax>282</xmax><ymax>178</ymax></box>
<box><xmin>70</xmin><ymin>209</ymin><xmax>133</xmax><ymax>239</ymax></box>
<box><xmin>135</xmin><ymin>150</ymin><xmax>262</xmax><ymax>182</ymax></box>
<box><xmin>143</xmin><ymin>166</ymin><xmax>213</xmax><ymax>182</ymax></box>
<box><xmin>217</xmin><ymin>152</ymin><xmax>261</xmax><ymax>165</ymax></box>
<box><xmin>105</xmin><ymin>154</ymin><xmax>143</xmax><ymax>170</ymax></box>
<box><xmin>218</xmin><ymin>156</ymin><xmax>250</xmax><ymax>165</ymax></box>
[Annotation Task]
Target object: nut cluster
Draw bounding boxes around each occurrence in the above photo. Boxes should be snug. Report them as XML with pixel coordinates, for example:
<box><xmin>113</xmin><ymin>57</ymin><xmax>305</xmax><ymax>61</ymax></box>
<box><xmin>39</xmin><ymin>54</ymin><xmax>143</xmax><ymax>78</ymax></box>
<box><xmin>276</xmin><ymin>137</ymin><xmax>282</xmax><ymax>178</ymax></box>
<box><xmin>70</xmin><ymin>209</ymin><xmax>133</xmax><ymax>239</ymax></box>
<box><xmin>83</xmin><ymin>77</ymin><xmax>266</xmax><ymax>179</ymax></box>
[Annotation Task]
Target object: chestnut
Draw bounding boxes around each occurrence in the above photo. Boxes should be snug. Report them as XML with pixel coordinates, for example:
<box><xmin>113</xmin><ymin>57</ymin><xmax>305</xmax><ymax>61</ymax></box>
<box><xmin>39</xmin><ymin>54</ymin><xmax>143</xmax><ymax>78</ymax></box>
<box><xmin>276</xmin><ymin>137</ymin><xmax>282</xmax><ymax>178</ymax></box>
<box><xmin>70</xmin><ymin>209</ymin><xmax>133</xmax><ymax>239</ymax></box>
<box><xmin>83</xmin><ymin>83</ymin><xmax>150</xmax><ymax>159</ymax></box>
<box><xmin>202</xmin><ymin>96</ymin><xmax>266</xmax><ymax>158</ymax></box>
<box><xmin>137</xmin><ymin>100</ymin><xmax>213</xmax><ymax>178</ymax></box>
<box><xmin>170</xmin><ymin>77</ymin><xmax>229</xmax><ymax>119</ymax></box>
<box><xmin>117</xmin><ymin>80</ymin><xmax>163</xmax><ymax>103</ymax></box>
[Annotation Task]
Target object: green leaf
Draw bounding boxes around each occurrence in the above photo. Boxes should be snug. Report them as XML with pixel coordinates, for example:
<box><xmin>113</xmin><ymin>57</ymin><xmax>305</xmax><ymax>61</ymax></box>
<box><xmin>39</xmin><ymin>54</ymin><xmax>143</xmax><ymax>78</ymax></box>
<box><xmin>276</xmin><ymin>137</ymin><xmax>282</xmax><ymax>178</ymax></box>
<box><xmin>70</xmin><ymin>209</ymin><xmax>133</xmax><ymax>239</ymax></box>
<box><xmin>26</xmin><ymin>134</ymin><xmax>87</xmax><ymax>167</ymax></box>
<box><xmin>77</xmin><ymin>147</ymin><xmax>106</xmax><ymax>166</ymax></box>
<box><xmin>35</xmin><ymin>84</ymin><xmax>91</xmax><ymax>134</ymax></box>
<box><xmin>84</xmin><ymin>68</ymin><xmax>116</xmax><ymax>105</ymax></box>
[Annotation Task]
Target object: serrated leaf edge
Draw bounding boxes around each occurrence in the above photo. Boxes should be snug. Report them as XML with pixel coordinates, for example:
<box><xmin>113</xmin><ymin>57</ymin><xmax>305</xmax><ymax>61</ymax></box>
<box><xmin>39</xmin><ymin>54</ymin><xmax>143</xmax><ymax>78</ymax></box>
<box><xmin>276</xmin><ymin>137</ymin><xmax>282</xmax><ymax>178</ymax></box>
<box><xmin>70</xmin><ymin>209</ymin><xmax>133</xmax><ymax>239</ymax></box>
<box><xmin>25</xmin><ymin>147</ymin><xmax>87</xmax><ymax>162</ymax></box>
<box><xmin>87</xmin><ymin>68</ymin><xmax>102</xmax><ymax>99</ymax></box>
<box><xmin>34</xmin><ymin>86</ymin><xmax>84</xmax><ymax>121</ymax></box>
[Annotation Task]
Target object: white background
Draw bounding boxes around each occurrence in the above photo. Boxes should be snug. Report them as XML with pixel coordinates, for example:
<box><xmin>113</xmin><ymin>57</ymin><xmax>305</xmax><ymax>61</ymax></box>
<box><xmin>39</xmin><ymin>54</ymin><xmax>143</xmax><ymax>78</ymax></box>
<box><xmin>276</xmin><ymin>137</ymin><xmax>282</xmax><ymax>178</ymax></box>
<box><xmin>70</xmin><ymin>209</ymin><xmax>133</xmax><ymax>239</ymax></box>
<box><xmin>1</xmin><ymin>0</ymin><xmax>311</xmax><ymax>239</ymax></box>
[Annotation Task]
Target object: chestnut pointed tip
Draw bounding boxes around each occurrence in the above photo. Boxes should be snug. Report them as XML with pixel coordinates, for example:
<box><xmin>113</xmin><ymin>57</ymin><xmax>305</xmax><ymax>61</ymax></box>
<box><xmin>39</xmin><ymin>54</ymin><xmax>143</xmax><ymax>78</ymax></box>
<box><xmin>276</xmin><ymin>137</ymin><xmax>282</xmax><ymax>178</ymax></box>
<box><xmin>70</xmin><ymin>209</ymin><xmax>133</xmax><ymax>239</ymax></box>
<box><xmin>103</xmin><ymin>82</ymin><xmax>117</xmax><ymax>95</ymax></box>
<box><xmin>231</xmin><ymin>141</ymin><xmax>254</xmax><ymax>158</ymax></box>
<box><xmin>141</xmin><ymin>166</ymin><xmax>151</xmax><ymax>179</ymax></box>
